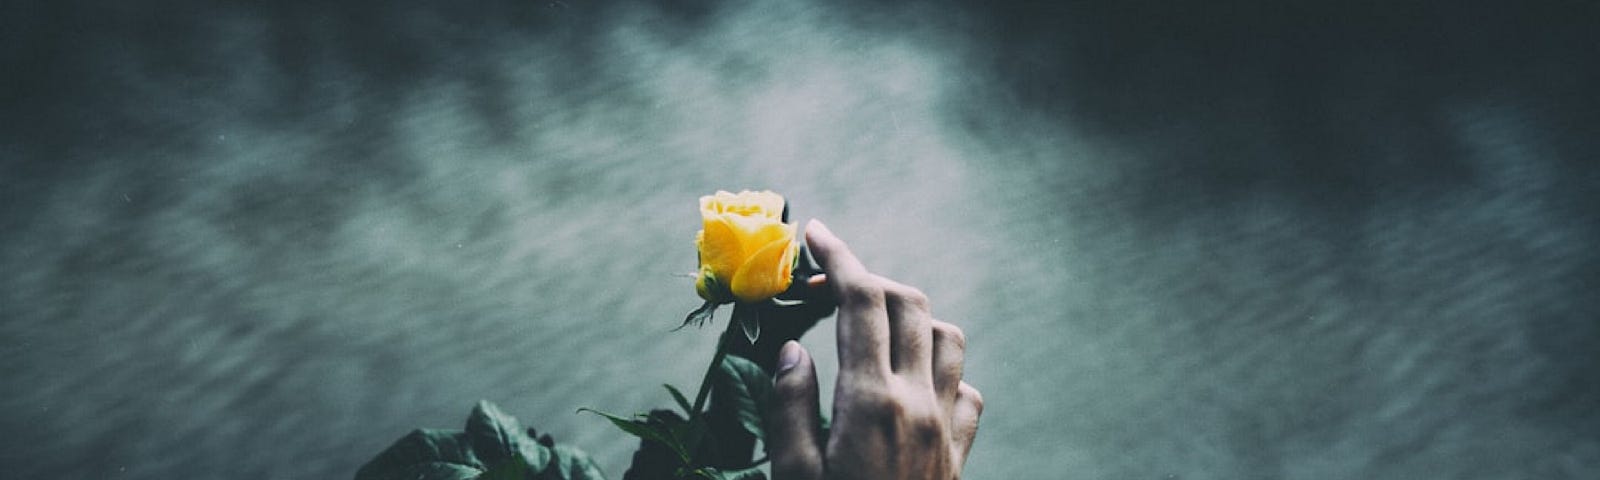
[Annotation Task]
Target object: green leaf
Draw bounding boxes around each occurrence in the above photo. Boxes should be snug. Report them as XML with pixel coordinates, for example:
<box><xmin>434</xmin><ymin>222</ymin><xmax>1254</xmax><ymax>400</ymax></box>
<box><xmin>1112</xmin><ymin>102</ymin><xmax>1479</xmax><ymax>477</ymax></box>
<box><xmin>579</xmin><ymin>408</ymin><xmax>692</xmax><ymax>465</ymax></box>
<box><xmin>621</xmin><ymin>410</ymin><xmax>702</xmax><ymax>480</ymax></box>
<box><xmin>693</xmin><ymin>466</ymin><xmax>768</xmax><ymax>480</ymax></box>
<box><xmin>657</xmin><ymin>410</ymin><xmax>709</xmax><ymax>465</ymax></box>
<box><xmin>356</xmin><ymin>429</ymin><xmax>485</xmax><ymax>480</ymax></box>
<box><xmin>578</xmin><ymin>409</ymin><xmax>669</xmax><ymax>445</ymax></box>
<box><xmin>467</xmin><ymin>401</ymin><xmax>552</xmax><ymax>469</ymax></box>
<box><xmin>357</xmin><ymin>401</ymin><xmax>604</xmax><ymax>480</ymax></box>
<box><xmin>477</xmin><ymin>452</ymin><xmax>532</xmax><ymax>480</ymax></box>
<box><xmin>716</xmin><ymin>356</ymin><xmax>773</xmax><ymax>440</ymax></box>
<box><xmin>367</xmin><ymin>462</ymin><xmax>482</xmax><ymax>480</ymax></box>
<box><xmin>665</xmin><ymin>384</ymin><xmax>694</xmax><ymax>416</ymax></box>
<box><xmin>541</xmin><ymin>444</ymin><xmax>607</xmax><ymax>480</ymax></box>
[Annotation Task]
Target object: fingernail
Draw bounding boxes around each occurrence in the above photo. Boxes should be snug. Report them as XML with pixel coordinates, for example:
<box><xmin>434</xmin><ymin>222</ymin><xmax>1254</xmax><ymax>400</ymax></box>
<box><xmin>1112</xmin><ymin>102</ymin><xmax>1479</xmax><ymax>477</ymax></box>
<box><xmin>777</xmin><ymin>340</ymin><xmax>802</xmax><ymax>374</ymax></box>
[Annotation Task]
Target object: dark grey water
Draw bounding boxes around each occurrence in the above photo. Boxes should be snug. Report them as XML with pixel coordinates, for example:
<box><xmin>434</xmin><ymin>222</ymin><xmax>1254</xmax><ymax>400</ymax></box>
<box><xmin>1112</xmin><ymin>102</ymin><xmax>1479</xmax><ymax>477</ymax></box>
<box><xmin>4</xmin><ymin>1</ymin><xmax>1597</xmax><ymax>478</ymax></box>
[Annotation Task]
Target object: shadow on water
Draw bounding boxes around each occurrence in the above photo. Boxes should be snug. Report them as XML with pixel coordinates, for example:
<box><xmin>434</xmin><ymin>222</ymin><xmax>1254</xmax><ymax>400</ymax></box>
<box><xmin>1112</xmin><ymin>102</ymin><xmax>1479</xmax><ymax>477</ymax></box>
<box><xmin>2</xmin><ymin>0</ymin><xmax>1597</xmax><ymax>478</ymax></box>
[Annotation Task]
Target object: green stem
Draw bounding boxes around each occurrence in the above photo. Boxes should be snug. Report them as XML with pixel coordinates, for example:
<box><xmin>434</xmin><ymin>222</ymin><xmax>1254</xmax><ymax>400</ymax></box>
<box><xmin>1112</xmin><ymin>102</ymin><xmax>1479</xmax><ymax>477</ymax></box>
<box><xmin>690</xmin><ymin>320</ymin><xmax>734</xmax><ymax>420</ymax></box>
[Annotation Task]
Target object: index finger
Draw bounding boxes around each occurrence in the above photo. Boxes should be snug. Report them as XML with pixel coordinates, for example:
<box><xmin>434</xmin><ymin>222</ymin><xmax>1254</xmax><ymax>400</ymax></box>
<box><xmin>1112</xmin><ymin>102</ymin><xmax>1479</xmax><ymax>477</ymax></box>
<box><xmin>805</xmin><ymin>219</ymin><xmax>890</xmax><ymax>375</ymax></box>
<box><xmin>804</xmin><ymin>219</ymin><xmax>869</xmax><ymax>287</ymax></box>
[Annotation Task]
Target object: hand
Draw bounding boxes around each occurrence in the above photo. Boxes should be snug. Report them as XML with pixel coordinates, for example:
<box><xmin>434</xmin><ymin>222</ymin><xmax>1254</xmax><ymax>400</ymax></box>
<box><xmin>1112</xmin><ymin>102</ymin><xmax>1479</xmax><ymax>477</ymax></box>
<box><xmin>766</xmin><ymin>220</ymin><xmax>984</xmax><ymax>480</ymax></box>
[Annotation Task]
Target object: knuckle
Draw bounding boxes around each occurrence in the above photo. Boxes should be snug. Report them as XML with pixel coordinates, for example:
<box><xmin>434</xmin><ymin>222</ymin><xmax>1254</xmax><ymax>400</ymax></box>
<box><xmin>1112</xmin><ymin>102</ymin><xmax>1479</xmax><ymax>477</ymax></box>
<box><xmin>907</xmin><ymin>413</ymin><xmax>945</xmax><ymax>446</ymax></box>
<box><xmin>863</xmin><ymin>393</ymin><xmax>906</xmax><ymax>418</ymax></box>
<box><xmin>840</xmin><ymin>378</ymin><xmax>891</xmax><ymax>405</ymax></box>
<box><xmin>896</xmin><ymin>286</ymin><xmax>930</xmax><ymax>311</ymax></box>
<box><xmin>934</xmin><ymin>322</ymin><xmax>967</xmax><ymax>350</ymax></box>
<box><xmin>869</xmin><ymin>398</ymin><xmax>943</xmax><ymax>440</ymax></box>
<box><xmin>847</xmin><ymin>383</ymin><xmax>912</xmax><ymax>418</ymax></box>
<box><xmin>902</xmin><ymin>397</ymin><xmax>949</xmax><ymax>440</ymax></box>
<box><xmin>960</xmin><ymin>383</ymin><xmax>984</xmax><ymax>413</ymax></box>
<box><xmin>839</xmin><ymin>282</ymin><xmax>885</xmax><ymax>308</ymax></box>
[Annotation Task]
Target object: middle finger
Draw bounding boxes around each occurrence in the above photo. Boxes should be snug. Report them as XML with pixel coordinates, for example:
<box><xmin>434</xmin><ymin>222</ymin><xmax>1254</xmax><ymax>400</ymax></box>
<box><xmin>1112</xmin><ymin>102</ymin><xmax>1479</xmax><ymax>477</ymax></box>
<box><xmin>880</xmin><ymin>276</ymin><xmax>933</xmax><ymax>385</ymax></box>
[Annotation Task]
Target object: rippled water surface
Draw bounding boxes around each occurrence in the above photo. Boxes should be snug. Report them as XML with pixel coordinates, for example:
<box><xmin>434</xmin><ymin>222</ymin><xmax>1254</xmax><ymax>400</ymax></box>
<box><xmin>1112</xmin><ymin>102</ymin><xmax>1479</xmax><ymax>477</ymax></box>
<box><xmin>3</xmin><ymin>1</ymin><xmax>1597</xmax><ymax>478</ymax></box>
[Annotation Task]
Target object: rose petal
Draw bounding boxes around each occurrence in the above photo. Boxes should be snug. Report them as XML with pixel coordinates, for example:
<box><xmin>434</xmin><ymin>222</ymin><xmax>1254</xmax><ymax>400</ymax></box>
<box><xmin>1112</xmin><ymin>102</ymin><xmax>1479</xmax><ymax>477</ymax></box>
<box><xmin>743</xmin><ymin>190</ymin><xmax>785</xmax><ymax>219</ymax></box>
<box><xmin>704</xmin><ymin>190</ymin><xmax>784</xmax><ymax>218</ymax></box>
<box><xmin>698</xmin><ymin>215</ymin><xmax>744</xmax><ymax>282</ymax></box>
<box><xmin>729</xmin><ymin>217</ymin><xmax>791</xmax><ymax>253</ymax></box>
<box><xmin>731</xmin><ymin>236</ymin><xmax>797</xmax><ymax>303</ymax></box>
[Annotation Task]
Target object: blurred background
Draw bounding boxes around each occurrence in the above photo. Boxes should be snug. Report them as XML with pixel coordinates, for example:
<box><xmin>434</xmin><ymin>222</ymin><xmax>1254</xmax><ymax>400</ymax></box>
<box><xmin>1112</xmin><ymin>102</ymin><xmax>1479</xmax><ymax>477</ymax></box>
<box><xmin>3</xmin><ymin>1</ymin><xmax>1597</xmax><ymax>478</ymax></box>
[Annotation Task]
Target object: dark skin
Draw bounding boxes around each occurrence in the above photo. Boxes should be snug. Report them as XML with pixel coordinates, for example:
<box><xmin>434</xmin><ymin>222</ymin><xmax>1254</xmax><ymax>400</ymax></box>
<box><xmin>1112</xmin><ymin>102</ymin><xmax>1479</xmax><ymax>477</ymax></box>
<box><xmin>767</xmin><ymin>220</ymin><xmax>984</xmax><ymax>480</ymax></box>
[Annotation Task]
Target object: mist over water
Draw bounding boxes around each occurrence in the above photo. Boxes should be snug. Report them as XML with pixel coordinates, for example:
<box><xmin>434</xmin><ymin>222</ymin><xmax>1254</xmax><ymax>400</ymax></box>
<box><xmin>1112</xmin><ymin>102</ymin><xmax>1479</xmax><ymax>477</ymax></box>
<box><xmin>3</xmin><ymin>1</ymin><xmax>1597</xmax><ymax>478</ymax></box>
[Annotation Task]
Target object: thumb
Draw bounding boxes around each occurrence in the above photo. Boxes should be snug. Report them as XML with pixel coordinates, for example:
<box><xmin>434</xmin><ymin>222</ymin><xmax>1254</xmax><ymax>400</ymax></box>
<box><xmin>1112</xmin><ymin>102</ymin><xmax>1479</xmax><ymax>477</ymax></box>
<box><xmin>767</xmin><ymin>340</ymin><xmax>824</xmax><ymax>480</ymax></box>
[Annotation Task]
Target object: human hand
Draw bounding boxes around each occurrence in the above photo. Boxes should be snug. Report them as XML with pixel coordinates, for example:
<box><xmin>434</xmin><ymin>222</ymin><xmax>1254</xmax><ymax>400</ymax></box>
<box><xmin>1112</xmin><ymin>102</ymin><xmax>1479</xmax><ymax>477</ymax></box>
<box><xmin>766</xmin><ymin>220</ymin><xmax>984</xmax><ymax>480</ymax></box>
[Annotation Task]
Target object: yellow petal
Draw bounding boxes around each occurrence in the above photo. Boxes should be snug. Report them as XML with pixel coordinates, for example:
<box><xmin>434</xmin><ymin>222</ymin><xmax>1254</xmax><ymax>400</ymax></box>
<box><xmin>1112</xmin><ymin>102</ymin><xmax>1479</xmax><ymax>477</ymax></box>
<box><xmin>731</xmin><ymin>237</ymin><xmax>797</xmax><ymax>303</ymax></box>
<box><xmin>725</xmin><ymin>215</ymin><xmax>791</xmax><ymax>253</ymax></box>
<box><xmin>698</xmin><ymin>214</ymin><xmax>744</xmax><ymax>283</ymax></box>
<box><xmin>738</xmin><ymin>190</ymin><xmax>785</xmax><ymax>219</ymax></box>
<box><xmin>697</xmin><ymin>189</ymin><xmax>791</xmax><ymax>303</ymax></box>
<box><xmin>699</xmin><ymin>192</ymin><xmax>728</xmax><ymax>216</ymax></box>
<box><xmin>695</xmin><ymin>231</ymin><xmax>726</xmax><ymax>303</ymax></box>
<box><xmin>702</xmin><ymin>190</ymin><xmax>784</xmax><ymax>219</ymax></box>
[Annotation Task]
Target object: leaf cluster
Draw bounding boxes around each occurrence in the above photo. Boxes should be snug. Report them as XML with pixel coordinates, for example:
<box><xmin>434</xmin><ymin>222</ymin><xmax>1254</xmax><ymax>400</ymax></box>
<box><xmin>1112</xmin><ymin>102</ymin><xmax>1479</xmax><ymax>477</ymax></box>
<box><xmin>355</xmin><ymin>401</ymin><xmax>605</xmax><ymax>480</ymax></box>
<box><xmin>594</xmin><ymin>356</ymin><xmax>773</xmax><ymax>480</ymax></box>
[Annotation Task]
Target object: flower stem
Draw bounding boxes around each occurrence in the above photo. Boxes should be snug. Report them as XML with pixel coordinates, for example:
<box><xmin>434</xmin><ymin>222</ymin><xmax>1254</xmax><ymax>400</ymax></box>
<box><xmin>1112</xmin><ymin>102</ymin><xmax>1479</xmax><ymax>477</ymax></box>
<box><xmin>690</xmin><ymin>319</ymin><xmax>734</xmax><ymax>419</ymax></box>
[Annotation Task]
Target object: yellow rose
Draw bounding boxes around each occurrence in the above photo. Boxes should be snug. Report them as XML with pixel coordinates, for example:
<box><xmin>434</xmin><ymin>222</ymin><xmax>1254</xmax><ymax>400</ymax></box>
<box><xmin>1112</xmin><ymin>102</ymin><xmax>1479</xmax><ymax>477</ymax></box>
<box><xmin>695</xmin><ymin>190</ymin><xmax>798</xmax><ymax>304</ymax></box>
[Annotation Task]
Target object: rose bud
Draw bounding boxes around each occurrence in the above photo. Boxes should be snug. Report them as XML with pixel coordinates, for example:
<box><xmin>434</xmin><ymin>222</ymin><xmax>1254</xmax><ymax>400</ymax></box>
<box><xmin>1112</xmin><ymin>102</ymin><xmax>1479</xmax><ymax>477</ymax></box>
<box><xmin>694</xmin><ymin>190</ymin><xmax>798</xmax><ymax>304</ymax></box>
